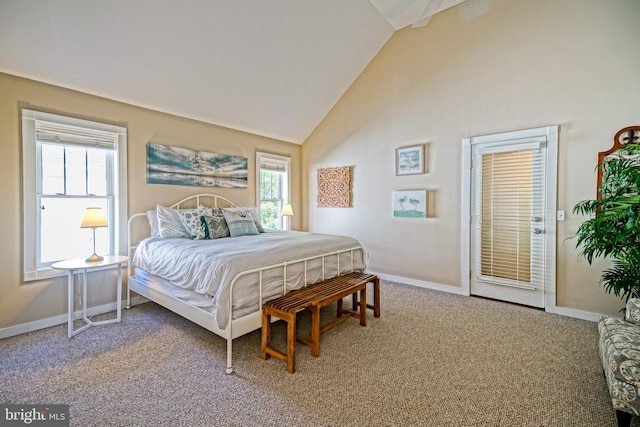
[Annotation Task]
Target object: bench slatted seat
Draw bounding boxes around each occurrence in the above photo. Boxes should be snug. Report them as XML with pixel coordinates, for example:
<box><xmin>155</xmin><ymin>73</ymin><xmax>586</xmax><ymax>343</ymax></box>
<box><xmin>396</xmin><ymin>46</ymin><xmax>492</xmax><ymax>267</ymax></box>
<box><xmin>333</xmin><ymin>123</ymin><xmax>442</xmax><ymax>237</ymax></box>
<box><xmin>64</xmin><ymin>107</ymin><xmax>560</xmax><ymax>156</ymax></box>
<box><xmin>261</xmin><ymin>272</ymin><xmax>378</xmax><ymax>373</ymax></box>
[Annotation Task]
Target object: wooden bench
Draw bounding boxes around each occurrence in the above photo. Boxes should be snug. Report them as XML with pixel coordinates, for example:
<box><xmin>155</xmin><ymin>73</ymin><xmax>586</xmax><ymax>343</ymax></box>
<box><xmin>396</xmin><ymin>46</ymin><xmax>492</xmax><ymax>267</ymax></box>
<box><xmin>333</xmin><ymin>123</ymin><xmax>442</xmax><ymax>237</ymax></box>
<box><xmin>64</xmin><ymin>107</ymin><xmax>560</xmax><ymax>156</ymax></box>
<box><xmin>261</xmin><ymin>272</ymin><xmax>378</xmax><ymax>373</ymax></box>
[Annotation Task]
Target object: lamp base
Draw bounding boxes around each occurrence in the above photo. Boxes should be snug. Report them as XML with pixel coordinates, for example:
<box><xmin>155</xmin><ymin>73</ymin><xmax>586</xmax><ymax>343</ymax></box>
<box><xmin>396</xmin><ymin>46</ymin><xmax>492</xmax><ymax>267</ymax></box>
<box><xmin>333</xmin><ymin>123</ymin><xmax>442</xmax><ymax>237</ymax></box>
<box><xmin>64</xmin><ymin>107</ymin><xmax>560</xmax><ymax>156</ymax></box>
<box><xmin>85</xmin><ymin>253</ymin><xmax>104</xmax><ymax>263</ymax></box>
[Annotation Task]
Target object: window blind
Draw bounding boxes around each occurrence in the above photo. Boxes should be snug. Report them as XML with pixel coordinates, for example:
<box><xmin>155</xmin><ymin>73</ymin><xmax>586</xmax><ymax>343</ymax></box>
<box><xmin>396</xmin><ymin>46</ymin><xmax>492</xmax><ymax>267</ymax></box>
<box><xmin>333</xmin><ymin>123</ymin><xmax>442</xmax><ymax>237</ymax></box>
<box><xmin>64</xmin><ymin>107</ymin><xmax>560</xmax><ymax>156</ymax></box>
<box><xmin>475</xmin><ymin>144</ymin><xmax>545</xmax><ymax>289</ymax></box>
<box><xmin>35</xmin><ymin>120</ymin><xmax>117</xmax><ymax>149</ymax></box>
<box><xmin>259</xmin><ymin>158</ymin><xmax>287</xmax><ymax>172</ymax></box>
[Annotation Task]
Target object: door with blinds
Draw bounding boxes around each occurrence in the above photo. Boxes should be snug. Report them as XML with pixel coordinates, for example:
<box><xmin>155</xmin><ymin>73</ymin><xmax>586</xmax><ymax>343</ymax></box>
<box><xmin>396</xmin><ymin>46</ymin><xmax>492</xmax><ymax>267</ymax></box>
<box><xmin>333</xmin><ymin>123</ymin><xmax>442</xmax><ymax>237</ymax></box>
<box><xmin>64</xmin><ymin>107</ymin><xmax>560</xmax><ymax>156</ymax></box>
<box><xmin>467</xmin><ymin>127</ymin><xmax>557</xmax><ymax>308</ymax></box>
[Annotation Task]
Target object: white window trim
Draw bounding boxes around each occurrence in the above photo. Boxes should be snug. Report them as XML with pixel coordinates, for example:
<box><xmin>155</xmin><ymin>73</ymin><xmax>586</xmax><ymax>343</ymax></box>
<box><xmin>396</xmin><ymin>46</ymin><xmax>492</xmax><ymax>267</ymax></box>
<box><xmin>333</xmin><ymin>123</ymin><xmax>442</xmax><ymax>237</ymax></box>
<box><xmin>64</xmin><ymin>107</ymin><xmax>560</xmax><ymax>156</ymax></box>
<box><xmin>22</xmin><ymin>109</ymin><xmax>128</xmax><ymax>281</ymax></box>
<box><xmin>256</xmin><ymin>151</ymin><xmax>291</xmax><ymax>230</ymax></box>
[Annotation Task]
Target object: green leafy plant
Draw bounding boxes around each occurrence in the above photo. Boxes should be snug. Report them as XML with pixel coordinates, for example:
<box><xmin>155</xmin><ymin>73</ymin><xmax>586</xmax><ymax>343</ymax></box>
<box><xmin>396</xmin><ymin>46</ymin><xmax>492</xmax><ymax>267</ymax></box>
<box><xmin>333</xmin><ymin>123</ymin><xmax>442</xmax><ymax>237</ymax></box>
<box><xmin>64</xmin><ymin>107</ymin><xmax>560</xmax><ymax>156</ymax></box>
<box><xmin>573</xmin><ymin>143</ymin><xmax>640</xmax><ymax>301</ymax></box>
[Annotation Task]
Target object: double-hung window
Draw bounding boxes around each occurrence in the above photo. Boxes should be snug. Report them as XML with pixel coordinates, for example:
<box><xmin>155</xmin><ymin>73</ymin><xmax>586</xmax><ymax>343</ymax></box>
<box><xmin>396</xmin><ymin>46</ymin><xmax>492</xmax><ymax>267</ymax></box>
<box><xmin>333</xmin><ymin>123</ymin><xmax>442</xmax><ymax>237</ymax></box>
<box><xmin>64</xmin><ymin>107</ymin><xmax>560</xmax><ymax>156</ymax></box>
<box><xmin>22</xmin><ymin>109</ymin><xmax>127</xmax><ymax>280</ymax></box>
<box><xmin>256</xmin><ymin>152</ymin><xmax>291</xmax><ymax>230</ymax></box>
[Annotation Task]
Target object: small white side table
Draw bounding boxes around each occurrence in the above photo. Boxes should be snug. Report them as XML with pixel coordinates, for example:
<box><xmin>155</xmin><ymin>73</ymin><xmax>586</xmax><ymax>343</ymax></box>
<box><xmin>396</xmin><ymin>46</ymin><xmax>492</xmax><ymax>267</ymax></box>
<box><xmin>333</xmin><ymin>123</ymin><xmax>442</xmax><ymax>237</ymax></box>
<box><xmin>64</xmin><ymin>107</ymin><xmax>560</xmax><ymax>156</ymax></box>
<box><xmin>52</xmin><ymin>255</ymin><xmax>129</xmax><ymax>337</ymax></box>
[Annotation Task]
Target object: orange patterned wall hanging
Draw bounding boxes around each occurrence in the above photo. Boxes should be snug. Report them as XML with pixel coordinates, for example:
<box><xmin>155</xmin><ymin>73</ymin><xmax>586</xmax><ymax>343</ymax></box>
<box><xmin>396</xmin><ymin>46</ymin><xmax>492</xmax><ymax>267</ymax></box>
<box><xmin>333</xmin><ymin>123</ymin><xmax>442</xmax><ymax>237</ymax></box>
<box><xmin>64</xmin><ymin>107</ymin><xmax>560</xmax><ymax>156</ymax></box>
<box><xmin>317</xmin><ymin>166</ymin><xmax>352</xmax><ymax>208</ymax></box>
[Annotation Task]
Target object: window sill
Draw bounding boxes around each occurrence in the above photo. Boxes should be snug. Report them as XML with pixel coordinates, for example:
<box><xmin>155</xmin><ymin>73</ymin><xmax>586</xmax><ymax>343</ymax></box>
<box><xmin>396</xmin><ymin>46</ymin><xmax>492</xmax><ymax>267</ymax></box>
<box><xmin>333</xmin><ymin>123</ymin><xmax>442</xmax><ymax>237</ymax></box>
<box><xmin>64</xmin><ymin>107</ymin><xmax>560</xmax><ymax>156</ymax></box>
<box><xmin>24</xmin><ymin>267</ymin><xmax>66</xmax><ymax>282</ymax></box>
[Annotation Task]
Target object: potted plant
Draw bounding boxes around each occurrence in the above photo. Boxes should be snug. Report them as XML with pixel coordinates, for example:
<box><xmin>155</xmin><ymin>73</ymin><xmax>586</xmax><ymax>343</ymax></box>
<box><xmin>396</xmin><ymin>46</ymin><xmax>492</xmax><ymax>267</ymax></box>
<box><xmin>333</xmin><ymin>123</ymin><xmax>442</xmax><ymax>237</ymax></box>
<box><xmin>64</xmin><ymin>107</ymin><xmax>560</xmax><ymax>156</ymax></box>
<box><xmin>573</xmin><ymin>143</ymin><xmax>640</xmax><ymax>302</ymax></box>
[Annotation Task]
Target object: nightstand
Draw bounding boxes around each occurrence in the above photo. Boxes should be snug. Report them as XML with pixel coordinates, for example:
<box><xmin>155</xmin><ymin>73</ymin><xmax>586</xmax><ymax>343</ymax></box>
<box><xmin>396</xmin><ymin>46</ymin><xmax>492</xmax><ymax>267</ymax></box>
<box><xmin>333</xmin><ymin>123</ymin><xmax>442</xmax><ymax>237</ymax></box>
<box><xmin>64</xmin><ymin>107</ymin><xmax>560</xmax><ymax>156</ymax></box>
<box><xmin>52</xmin><ymin>255</ymin><xmax>128</xmax><ymax>337</ymax></box>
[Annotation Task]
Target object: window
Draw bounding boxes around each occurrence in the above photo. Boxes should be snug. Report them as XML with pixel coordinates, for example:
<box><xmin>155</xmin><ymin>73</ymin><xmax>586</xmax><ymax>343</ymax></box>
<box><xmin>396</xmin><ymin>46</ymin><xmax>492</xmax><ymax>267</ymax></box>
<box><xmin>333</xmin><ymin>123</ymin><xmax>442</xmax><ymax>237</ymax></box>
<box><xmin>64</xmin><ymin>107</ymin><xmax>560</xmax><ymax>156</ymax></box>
<box><xmin>256</xmin><ymin>152</ymin><xmax>290</xmax><ymax>230</ymax></box>
<box><xmin>22</xmin><ymin>109</ymin><xmax>127</xmax><ymax>281</ymax></box>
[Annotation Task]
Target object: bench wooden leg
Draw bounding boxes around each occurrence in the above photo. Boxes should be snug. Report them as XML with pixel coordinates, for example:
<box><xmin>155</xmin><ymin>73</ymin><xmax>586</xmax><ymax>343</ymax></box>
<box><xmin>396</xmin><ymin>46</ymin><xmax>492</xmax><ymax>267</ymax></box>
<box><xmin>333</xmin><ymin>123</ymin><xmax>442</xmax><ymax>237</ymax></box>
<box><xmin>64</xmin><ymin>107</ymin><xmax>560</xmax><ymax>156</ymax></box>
<box><xmin>262</xmin><ymin>307</ymin><xmax>298</xmax><ymax>373</ymax></box>
<box><xmin>310</xmin><ymin>305</ymin><xmax>320</xmax><ymax>357</ymax></box>
<box><xmin>261</xmin><ymin>310</ymin><xmax>271</xmax><ymax>360</ymax></box>
<box><xmin>286</xmin><ymin>314</ymin><xmax>296</xmax><ymax>373</ymax></box>
<box><xmin>372</xmin><ymin>277</ymin><xmax>380</xmax><ymax>318</ymax></box>
<box><xmin>352</xmin><ymin>278</ymin><xmax>381</xmax><ymax>318</ymax></box>
<box><xmin>359</xmin><ymin>287</ymin><xmax>366</xmax><ymax>326</ymax></box>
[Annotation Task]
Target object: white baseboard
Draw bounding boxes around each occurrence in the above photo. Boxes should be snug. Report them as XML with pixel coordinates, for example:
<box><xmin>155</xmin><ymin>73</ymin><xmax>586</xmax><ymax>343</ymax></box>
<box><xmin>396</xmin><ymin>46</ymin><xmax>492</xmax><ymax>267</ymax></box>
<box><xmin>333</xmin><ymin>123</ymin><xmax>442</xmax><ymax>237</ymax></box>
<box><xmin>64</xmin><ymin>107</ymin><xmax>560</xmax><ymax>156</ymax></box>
<box><xmin>0</xmin><ymin>298</ymin><xmax>147</xmax><ymax>339</ymax></box>
<box><xmin>369</xmin><ymin>270</ymin><xmax>602</xmax><ymax>323</ymax></box>
<box><xmin>554</xmin><ymin>306</ymin><xmax>602</xmax><ymax>322</ymax></box>
<box><xmin>368</xmin><ymin>271</ymin><xmax>468</xmax><ymax>296</ymax></box>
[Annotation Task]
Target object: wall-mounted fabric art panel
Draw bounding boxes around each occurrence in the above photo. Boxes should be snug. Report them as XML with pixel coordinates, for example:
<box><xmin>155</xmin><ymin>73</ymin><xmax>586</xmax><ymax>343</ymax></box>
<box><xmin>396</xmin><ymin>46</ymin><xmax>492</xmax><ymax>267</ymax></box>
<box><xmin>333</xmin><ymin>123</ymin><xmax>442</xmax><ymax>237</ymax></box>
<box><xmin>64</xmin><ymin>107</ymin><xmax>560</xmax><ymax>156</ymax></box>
<box><xmin>317</xmin><ymin>166</ymin><xmax>352</xmax><ymax>208</ymax></box>
<box><xmin>147</xmin><ymin>143</ymin><xmax>248</xmax><ymax>188</ymax></box>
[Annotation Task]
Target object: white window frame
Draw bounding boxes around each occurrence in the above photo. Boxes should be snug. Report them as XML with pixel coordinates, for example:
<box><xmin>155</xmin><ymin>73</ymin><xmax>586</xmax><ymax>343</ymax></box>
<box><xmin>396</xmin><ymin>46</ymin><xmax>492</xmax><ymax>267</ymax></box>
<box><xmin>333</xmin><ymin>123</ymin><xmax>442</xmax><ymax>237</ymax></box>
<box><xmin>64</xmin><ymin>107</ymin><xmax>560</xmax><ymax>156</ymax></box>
<box><xmin>256</xmin><ymin>152</ymin><xmax>291</xmax><ymax>230</ymax></box>
<box><xmin>22</xmin><ymin>109</ymin><xmax>128</xmax><ymax>281</ymax></box>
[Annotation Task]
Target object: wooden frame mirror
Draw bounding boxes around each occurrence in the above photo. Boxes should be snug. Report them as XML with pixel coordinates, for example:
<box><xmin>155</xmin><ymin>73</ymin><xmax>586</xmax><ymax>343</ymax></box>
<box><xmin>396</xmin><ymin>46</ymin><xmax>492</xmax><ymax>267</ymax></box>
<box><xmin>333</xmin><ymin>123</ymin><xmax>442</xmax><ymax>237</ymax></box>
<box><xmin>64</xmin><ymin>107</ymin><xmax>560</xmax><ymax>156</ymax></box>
<box><xmin>597</xmin><ymin>126</ymin><xmax>640</xmax><ymax>198</ymax></box>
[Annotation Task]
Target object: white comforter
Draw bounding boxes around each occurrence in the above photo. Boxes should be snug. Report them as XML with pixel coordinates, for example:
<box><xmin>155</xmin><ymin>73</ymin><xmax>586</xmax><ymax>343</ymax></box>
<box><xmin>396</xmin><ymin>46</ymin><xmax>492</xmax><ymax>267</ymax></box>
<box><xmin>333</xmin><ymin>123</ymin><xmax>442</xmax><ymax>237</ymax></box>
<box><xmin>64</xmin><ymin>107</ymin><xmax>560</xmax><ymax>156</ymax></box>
<box><xmin>132</xmin><ymin>230</ymin><xmax>366</xmax><ymax>329</ymax></box>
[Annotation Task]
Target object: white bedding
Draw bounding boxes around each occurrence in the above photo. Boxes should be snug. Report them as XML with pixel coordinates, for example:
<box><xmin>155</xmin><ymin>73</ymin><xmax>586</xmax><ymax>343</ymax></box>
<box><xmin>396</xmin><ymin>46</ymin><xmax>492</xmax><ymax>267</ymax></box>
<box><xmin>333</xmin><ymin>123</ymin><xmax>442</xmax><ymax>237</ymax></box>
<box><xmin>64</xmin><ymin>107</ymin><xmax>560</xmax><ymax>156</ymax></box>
<box><xmin>132</xmin><ymin>230</ymin><xmax>365</xmax><ymax>329</ymax></box>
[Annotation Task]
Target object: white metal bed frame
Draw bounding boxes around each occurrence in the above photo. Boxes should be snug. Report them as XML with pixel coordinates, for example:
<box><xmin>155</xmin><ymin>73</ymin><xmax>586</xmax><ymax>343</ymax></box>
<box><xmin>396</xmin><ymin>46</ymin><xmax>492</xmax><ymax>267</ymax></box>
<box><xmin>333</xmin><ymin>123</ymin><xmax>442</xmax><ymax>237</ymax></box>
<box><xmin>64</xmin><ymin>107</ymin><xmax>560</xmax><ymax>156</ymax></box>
<box><xmin>126</xmin><ymin>194</ymin><xmax>365</xmax><ymax>374</ymax></box>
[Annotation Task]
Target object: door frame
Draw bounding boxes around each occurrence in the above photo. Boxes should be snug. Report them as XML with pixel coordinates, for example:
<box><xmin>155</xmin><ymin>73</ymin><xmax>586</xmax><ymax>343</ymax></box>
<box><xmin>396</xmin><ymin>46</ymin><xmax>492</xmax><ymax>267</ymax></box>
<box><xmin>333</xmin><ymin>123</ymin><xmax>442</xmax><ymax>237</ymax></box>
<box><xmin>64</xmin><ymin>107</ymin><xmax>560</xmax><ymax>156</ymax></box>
<box><xmin>461</xmin><ymin>125</ymin><xmax>558</xmax><ymax>312</ymax></box>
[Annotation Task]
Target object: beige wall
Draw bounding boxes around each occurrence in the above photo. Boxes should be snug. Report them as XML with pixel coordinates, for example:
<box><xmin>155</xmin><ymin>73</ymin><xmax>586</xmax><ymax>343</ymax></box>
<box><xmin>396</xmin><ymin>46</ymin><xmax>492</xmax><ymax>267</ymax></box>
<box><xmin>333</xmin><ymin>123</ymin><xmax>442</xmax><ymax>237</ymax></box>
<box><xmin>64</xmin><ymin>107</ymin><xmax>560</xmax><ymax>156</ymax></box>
<box><xmin>302</xmin><ymin>0</ymin><xmax>640</xmax><ymax>316</ymax></box>
<box><xmin>0</xmin><ymin>72</ymin><xmax>301</xmax><ymax>332</ymax></box>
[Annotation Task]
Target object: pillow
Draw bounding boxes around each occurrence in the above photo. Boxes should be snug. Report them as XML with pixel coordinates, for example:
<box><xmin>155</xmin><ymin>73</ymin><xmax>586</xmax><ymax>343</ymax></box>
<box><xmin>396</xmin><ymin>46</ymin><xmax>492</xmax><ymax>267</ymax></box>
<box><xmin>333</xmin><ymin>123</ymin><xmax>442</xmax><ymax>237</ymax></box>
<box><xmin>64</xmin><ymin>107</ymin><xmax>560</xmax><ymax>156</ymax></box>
<box><xmin>198</xmin><ymin>205</ymin><xmax>214</xmax><ymax>217</ymax></box>
<box><xmin>221</xmin><ymin>208</ymin><xmax>259</xmax><ymax>237</ymax></box>
<box><xmin>626</xmin><ymin>299</ymin><xmax>640</xmax><ymax>325</ymax></box>
<box><xmin>202</xmin><ymin>208</ymin><xmax>230</xmax><ymax>239</ymax></box>
<box><xmin>245</xmin><ymin>206</ymin><xmax>265</xmax><ymax>233</ymax></box>
<box><xmin>147</xmin><ymin>209</ymin><xmax>160</xmax><ymax>237</ymax></box>
<box><xmin>178</xmin><ymin>207</ymin><xmax>207</xmax><ymax>240</ymax></box>
<box><xmin>156</xmin><ymin>204</ymin><xmax>192</xmax><ymax>238</ymax></box>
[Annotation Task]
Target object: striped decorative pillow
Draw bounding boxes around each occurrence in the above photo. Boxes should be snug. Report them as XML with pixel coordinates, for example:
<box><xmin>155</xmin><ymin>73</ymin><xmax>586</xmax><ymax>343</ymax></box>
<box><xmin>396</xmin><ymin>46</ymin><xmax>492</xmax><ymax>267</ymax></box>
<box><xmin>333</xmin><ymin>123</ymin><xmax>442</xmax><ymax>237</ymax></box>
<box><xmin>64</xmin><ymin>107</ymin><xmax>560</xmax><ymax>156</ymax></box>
<box><xmin>221</xmin><ymin>208</ymin><xmax>259</xmax><ymax>237</ymax></box>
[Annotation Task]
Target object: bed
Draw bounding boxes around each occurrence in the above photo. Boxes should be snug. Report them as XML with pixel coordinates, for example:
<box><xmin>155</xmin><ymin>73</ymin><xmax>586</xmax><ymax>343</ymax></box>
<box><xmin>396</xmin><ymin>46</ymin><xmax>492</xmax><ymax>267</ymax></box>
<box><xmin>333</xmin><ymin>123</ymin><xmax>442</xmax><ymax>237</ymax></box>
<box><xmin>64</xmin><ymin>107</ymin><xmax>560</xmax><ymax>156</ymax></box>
<box><xmin>126</xmin><ymin>194</ymin><xmax>366</xmax><ymax>374</ymax></box>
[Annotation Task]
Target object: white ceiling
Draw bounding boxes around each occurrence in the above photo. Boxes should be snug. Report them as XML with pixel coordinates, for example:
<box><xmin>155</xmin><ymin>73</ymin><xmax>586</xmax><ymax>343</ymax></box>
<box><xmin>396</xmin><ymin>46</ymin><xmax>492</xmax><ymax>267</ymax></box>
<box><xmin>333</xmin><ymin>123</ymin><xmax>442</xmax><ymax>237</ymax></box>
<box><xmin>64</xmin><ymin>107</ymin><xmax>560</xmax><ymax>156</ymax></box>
<box><xmin>0</xmin><ymin>0</ymin><xmax>467</xmax><ymax>144</ymax></box>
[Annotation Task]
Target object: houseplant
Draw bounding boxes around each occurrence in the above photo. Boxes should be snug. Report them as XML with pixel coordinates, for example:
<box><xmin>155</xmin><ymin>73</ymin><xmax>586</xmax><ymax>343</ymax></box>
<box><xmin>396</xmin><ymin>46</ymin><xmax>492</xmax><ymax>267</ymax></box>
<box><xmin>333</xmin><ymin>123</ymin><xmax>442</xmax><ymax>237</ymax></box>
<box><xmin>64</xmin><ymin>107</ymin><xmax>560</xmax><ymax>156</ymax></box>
<box><xmin>573</xmin><ymin>143</ymin><xmax>640</xmax><ymax>301</ymax></box>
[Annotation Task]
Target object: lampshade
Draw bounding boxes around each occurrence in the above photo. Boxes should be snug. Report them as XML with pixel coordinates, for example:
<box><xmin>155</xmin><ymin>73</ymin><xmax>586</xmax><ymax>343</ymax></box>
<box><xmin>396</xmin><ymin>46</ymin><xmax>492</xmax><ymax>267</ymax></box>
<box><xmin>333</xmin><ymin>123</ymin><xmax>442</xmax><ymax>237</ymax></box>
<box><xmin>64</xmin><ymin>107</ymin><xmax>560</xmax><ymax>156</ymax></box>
<box><xmin>80</xmin><ymin>207</ymin><xmax>108</xmax><ymax>228</ymax></box>
<box><xmin>281</xmin><ymin>204</ymin><xmax>294</xmax><ymax>217</ymax></box>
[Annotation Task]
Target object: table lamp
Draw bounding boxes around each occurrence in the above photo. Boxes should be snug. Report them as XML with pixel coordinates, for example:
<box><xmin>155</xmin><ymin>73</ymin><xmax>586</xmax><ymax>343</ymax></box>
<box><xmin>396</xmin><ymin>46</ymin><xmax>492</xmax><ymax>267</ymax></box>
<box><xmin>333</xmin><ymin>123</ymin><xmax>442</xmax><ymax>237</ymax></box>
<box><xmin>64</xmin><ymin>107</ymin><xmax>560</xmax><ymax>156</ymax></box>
<box><xmin>281</xmin><ymin>203</ymin><xmax>293</xmax><ymax>230</ymax></box>
<box><xmin>80</xmin><ymin>207</ymin><xmax>108</xmax><ymax>262</ymax></box>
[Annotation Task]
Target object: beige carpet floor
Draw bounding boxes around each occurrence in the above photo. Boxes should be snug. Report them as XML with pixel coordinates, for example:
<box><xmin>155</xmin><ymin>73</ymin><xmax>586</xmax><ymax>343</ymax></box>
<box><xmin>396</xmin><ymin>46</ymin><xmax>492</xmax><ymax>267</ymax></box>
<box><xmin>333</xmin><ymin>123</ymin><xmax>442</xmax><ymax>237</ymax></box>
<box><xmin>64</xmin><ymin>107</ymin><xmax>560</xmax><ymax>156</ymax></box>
<box><xmin>0</xmin><ymin>280</ymin><xmax>632</xmax><ymax>426</ymax></box>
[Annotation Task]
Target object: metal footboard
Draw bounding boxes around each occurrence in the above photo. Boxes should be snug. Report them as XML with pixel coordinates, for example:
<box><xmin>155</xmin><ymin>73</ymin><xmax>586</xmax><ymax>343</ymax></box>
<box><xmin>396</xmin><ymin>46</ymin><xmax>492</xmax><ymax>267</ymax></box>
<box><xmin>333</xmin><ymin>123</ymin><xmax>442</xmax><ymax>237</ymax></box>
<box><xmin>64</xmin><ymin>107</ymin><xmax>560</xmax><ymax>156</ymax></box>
<box><xmin>224</xmin><ymin>246</ymin><xmax>365</xmax><ymax>374</ymax></box>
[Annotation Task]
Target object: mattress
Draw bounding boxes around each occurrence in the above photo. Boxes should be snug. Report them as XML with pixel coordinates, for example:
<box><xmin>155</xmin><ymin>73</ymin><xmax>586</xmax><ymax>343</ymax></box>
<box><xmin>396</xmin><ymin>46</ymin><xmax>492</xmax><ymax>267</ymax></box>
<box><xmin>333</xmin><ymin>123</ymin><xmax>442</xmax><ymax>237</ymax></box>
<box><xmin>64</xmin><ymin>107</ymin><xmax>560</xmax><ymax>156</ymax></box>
<box><xmin>132</xmin><ymin>230</ymin><xmax>366</xmax><ymax>329</ymax></box>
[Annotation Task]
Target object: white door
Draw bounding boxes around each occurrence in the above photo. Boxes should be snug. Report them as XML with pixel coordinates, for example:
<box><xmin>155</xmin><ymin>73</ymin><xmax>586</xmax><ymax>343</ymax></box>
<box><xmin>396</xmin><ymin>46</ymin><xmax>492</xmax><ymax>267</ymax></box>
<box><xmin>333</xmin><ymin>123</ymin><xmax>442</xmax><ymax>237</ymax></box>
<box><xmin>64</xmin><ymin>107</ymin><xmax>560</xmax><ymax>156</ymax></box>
<box><xmin>464</xmin><ymin>126</ymin><xmax>558</xmax><ymax>309</ymax></box>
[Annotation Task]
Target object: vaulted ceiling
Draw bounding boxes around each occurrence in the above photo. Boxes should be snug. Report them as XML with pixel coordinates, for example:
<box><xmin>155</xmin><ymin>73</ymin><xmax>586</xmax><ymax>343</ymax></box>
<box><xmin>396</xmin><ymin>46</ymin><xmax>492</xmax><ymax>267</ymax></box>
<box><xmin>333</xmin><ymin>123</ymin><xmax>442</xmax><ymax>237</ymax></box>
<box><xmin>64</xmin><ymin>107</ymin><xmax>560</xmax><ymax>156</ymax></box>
<box><xmin>0</xmin><ymin>0</ymin><xmax>468</xmax><ymax>144</ymax></box>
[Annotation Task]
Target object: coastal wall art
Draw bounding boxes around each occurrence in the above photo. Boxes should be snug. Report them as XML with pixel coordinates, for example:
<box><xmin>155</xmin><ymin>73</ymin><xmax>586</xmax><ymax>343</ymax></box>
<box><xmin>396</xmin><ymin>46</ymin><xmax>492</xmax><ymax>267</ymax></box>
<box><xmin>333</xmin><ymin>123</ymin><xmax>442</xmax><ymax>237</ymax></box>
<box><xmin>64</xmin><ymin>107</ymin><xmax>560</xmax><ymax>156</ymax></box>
<box><xmin>393</xmin><ymin>190</ymin><xmax>427</xmax><ymax>218</ymax></box>
<box><xmin>395</xmin><ymin>144</ymin><xmax>425</xmax><ymax>176</ymax></box>
<box><xmin>146</xmin><ymin>143</ymin><xmax>248</xmax><ymax>188</ymax></box>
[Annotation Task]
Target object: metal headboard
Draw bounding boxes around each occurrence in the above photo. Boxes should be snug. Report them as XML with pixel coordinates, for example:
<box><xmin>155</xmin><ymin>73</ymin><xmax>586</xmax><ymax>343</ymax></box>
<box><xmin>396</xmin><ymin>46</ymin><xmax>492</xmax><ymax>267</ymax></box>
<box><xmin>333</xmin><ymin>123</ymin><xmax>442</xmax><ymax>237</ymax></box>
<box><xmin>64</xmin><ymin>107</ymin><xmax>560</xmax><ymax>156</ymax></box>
<box><xmin>126</xmin><ymin>193</ymin><xmax>239</xmax><ymax>289</ymax></box>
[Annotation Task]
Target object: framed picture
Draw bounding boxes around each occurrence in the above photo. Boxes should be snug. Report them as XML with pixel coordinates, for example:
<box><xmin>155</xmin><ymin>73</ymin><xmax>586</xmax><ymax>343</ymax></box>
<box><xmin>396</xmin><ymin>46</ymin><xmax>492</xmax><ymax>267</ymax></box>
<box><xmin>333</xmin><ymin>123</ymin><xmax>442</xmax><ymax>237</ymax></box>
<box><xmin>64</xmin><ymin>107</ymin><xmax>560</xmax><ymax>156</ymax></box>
<box><xmin>146</xmin><ymin>143</ymin><xmax>248</xmax><ymax>188</ymax></box>
<box><xmin>393</xmin><ymin>190</ymin><xmax>427</xmax><ymax>218</ymax></box>
<box><xmin>396</xmin><ymin>144</ymin><xmax>425</xmax><ymax>175</ymax></box>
